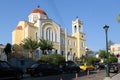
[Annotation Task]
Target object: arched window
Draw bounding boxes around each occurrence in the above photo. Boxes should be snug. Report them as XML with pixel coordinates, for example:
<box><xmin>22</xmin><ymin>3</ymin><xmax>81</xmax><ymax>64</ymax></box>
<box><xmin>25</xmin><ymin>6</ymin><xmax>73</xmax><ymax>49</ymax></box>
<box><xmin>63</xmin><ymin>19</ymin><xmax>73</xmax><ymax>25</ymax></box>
<box><xmin>45</xmin><ymin>27</ymin><xmax>55</xmax><ymax>41</ymax></box>
<box><xmin>74</xmin><ymin>26</ymin><xmax>77</xmax><ymax>33</ymax></box>
<box><xmin>46</xmin><ymin>28</ymin><xmax>50</xmax><ymax>40</ymax></box>
<box><xmin>42</xmin><ymin>30</ymin><xmax>44</xmax><ymax>39</ymax></box>
<box><xmin>52</xmin><ymin>32</ymin><xmax>53</xmax><ymax>41</ymax></box>
<box><xmin>55</xmin><ymin>33</ymin><xmax>57</xmax><ymax>42</ymax></box>
<box><xmin>79</xmin><ymin>25</ymin><xmax>81</xmax><ymax>32</ymax></box>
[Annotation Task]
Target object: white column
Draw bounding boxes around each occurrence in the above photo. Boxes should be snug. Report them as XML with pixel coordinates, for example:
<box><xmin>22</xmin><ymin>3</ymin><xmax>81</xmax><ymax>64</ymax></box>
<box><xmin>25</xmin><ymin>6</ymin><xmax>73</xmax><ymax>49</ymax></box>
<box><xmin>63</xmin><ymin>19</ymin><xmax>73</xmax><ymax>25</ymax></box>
<box><xmin>65</xmin><ymin>28</ymin><xmax>68</xmax><ymax>61</ymax></box>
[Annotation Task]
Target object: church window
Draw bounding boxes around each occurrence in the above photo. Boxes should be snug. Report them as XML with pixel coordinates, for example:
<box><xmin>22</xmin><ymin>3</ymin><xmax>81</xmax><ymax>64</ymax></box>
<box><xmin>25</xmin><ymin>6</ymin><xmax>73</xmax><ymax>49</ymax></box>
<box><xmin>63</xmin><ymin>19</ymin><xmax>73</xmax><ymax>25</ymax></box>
<box><xmin>55</xmin><ymin>33</ymin><xmax>57</xmax><ymax>42</ymax></box>
<box><xmin>74</xmin><ymin>26</ymin><xmax>77</xmax><ymax>33</ymax></box>
<box><xmin>68</xmin><ymin>40</ymin><xmax>71</xmax><ymax>45</ymax></box>
<box><xmin>46</xmin><ymin>27</ymin><xmax>55</xmax><ymax>41</ymax></box>
<box><xmin>49</xmin><ymin>29</ymin><xmax>50</xmax><ymax>40</ymax></box>
<box><xmin>29</xmin><ymin>18</ymin><xmax>31</xmax><ymax>22</ymax></box>
<box><xmin>46</xmin><ymin>29</ymin><xmax>48</xmax><ymax>39</ymax></box>
<box><xmin>81</xmin><ymin>35</ymin><xmax>84</xmax><ymax>38</ymax></box>
<box><xmin>33</xmin><ymin>15</ymin><xmax>38</xmax><ymax>22</ymax></box>
<box><xmin>61</xmin><ymin>38</ymin><xmax>64</xmax><ymax>44</ymax></box>
<box><xmin>74</xmin><ymin>41</ymin><xmax>76</xmax><ymax>46</ymax></box>
<box><xmin>46</xmin><ymin>28</ymin><xmax>50</xmax><ymax>40</ymax></box>
<box><xmin>52</xmin><ymin>32</ymin><xmax>53</xmax><ymax>41</ymax></box>
<box><xmin>81</xmin><ymin>42</ymin><xmax>84</xmax><ymax>48</ymax></box>
<box><xmin>35</xmin><ymin>32</ymin><xmax>37</xmax><ymax>40</ymax></box>
<box><xmin>79</xmin><ymin>25</ymin><xmax>81</xmax><ymax>32</ymax></box>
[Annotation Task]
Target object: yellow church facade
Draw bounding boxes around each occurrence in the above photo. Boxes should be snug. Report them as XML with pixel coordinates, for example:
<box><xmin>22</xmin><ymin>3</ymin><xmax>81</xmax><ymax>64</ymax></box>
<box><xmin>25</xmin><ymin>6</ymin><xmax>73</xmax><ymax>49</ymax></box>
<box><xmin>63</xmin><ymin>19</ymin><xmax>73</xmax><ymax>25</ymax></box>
<box><xmin>12</xmin><ymin>7</ymin><xmax>86</xmax><ymax>60</ymax></box>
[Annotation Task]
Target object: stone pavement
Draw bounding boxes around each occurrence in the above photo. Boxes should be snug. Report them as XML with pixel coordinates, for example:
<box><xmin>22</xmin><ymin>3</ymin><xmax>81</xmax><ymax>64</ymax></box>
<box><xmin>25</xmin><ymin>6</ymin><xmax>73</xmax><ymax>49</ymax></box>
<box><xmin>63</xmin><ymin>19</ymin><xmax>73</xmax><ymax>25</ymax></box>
<box><xmin>77</xmin><ymin>70</ymin><xmax>107</xmax><ymax>80</ymax></box>
<box><xmin>74</xmin><ymin>70</ymin><xmax>118</xmax><ymax>80</ymax></box>
<box><xmin>103</xmin><ymin>72</ymin><xmax>120</xmax><ymax>80</ymax></box>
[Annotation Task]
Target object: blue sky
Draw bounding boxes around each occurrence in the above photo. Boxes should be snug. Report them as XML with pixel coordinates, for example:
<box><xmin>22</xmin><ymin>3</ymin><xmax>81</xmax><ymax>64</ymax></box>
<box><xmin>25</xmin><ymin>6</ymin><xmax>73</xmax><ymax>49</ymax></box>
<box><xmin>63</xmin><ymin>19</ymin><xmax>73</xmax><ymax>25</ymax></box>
<box><xmin>0</xmin><ymin>0</ymin><xmax>120</xmax><ymax>51</ymax></box>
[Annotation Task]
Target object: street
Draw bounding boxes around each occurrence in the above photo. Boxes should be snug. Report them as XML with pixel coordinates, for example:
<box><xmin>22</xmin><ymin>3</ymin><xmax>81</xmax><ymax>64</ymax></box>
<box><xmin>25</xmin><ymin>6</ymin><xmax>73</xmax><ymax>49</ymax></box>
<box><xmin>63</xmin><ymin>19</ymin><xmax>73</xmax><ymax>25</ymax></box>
<box><xmin>22</xmin><ymin>70</ymin><xmax>117</xmax><ymax>80</ymax></box>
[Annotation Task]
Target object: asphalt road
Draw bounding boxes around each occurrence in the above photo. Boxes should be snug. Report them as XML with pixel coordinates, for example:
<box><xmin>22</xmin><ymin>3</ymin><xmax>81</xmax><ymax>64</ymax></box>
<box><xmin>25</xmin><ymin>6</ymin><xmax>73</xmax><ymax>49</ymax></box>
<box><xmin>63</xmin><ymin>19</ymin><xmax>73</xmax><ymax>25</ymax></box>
<box><xmin>22</xmin><ymin>70</ymin><xmax>117</xmax><ymax>80</ymax></box>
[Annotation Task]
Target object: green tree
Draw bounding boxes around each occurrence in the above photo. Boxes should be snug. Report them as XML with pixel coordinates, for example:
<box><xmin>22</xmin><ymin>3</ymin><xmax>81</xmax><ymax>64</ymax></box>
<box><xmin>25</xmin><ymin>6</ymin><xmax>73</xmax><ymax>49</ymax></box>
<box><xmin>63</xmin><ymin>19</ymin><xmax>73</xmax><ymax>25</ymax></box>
<box><xmin>38</xmin><ymin>54</ymin><xmax>65</xmax><ymax>66</ymax></box>
<box><xmin>37</xmin><ymin>55</ymin><xmax>50</xmax><ymax>63</ymax></box>
<box><xmin>12</xmin><ymin>44</ymin><xmax>23</xmax><ymax>58</ymax></box>
<box><xmin>109</xmin><ymin>54</ymin><xmax>118</xmax><ymax>63</ymax></box>
<box><xmin>39</xmin><ymin>39</ymin><xmax>54</xmax><ymax>55</ymax></box>
<box><xmin>49</xmin><ymin>54</ymin><xmax>65</xmax><ymax>66</ymax></box>
<box><xmin>86</xmin><ymin>56</ymin><xmax>100</xmax><ymax>64</ymax></box>
<box><xmin>21</xmin><ymin>38</ymin><xmax>39</xmax><ymax>58</ymax></box>
<box><xmin>117</xmin><ymin>13</ymin><xmax>120</xmax><ymax>22</ymax></box>
<box><xmin>4</xmin><ymin>43</ymin><xmax>12</xmax><ymax>55</ymax></box>
<box><xmin>99</xmin><ymin>50</ymin><xmax>107</xmax><ymax>58</ymax></box>
<box><xmin>4</xmin><ymin>43</ymin><xmax>12</xmax><ymax>60</ymax></box>
<box><xmin>98</xmin><ymin>50</ymin><xmax>107</xmax><ymax>63</ymax></box>
<box><xmin>98</xmin><ymin>50</ymin><xmax>118</xmax><ymax>63</ymax></box>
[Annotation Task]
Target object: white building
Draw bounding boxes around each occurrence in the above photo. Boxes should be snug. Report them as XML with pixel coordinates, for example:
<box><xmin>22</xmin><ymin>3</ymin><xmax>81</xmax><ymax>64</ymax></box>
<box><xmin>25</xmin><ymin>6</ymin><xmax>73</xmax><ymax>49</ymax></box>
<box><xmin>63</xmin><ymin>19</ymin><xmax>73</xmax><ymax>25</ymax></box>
<box><xmin>110</xmin><ymin>44</ymin><xmax>120</xmax><ymax>55</ymax></box>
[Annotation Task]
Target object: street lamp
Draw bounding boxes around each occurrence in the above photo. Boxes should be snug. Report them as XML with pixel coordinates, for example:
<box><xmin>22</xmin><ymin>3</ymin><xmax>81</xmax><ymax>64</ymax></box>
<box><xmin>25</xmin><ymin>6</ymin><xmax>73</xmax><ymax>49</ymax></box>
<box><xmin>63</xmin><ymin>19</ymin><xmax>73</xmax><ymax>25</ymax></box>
<box><xmin>103</xmin><ymin>25</ymin><xmax>110</xmax><ymax>77</ymax></box>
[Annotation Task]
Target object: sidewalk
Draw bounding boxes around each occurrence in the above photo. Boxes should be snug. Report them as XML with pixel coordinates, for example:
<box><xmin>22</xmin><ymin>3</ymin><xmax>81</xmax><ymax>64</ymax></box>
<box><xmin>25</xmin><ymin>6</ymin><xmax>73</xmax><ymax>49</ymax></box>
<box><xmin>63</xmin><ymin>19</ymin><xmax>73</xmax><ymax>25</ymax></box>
<box><xmin>103</xmin><ymin>72</ymin><xmax>120</xmax><ymax>80</ymax></box>
<box><xmin>75</xmin><ymin>70</ymin><xmax>118</xmax><ymax>80</ymax></box>
<box><xmin>78</xmin><ymin>70</ymin><xmax>107</xmax><ymax>80</ymax></box>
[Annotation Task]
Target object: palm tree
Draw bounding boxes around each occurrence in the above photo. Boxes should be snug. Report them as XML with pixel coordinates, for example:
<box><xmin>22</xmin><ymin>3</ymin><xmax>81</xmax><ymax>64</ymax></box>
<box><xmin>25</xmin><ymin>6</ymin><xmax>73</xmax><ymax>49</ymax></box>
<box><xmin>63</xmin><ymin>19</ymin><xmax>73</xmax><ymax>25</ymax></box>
<box><xmin>39</xmin><ymin>39</ymin><xmax>54</xmax><ymax>55</ymax></box>
<box><xmin>20</xmin><ymin>38</ymin><xmax>39</xmax><ymax>59</ymax></box>
<box><xmin>117</xmin><ymin>13</ymin><xmax>120</xmax><ymax>22</ymax></box>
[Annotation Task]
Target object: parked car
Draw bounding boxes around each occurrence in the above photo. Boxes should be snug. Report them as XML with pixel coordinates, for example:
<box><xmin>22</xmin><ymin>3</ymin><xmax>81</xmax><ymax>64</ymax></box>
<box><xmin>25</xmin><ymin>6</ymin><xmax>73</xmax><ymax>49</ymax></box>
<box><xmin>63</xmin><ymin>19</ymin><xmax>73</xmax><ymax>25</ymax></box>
<box><xmin>94</xmin><ymin>63</ymin><xmax>105</xmax><ymax>70</ymax></box>
<box><xmin>109</xmin><ymin>63</ymin><xmax>119</xmax><ymax>73</ymax></box>
<box><xmin>0</xmin><ymin>60</ymin><xmax>23</xmax><ymax>80</ymax></box>
<box><xmin>26</xmin><ymin>62</ymin><xmax>60</xmax><ymax>77</ymax></box>
<box><xmin>59</xmin><ymin>61</ymin><xmax>80</xmax><ymax>73</ymax></box>
<box><xmin>80</xmin><ymin>63</ymin><xmax>94</xmax><ymax>71</ymax></box>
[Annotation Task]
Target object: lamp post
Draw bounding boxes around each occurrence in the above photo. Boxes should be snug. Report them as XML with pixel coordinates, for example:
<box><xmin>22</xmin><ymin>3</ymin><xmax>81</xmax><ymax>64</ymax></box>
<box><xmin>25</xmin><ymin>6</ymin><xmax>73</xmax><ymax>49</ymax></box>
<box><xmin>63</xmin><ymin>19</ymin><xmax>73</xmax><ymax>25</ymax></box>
<box><xmin>103</xmin><ymin>25</ymin><xmax>110</xmax><ymax>77</ymax></box>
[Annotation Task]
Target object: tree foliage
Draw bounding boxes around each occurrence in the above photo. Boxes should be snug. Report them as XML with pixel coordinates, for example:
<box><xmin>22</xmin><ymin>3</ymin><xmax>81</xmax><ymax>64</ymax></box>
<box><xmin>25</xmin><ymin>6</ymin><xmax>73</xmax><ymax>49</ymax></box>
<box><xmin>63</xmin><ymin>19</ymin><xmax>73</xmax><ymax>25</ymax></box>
<box><xmin>39</xmin><ymin>39</ymin><xmax>54</xmax><ymax>54</ymax></box>
<box><xmin>21</xmin><ymin>38</ymin><xmax>39</xmax><ymax>51</ymax></box>
<box><xmin>86</xmin><ymin>56</ymin><xmax>100</xmax><ymax>64</ymax></box>
<box><xmin>98</xmin><ymin>50</ymin><xmax>118</xmax><ymax>63</ymax></box>
<box><xmin>117</xmin><ymin>13</ymin><xmax>120</xmax><ymax>22</ymax></box>
<box><xmin>4</xmin><ymin>43</ymin><xmax>12</xmax><ymax>55</ymax></box>
<box><xmin>109</xmin><ymin>54</ymin><xmax>118</xmax><ymax>63</ymax></box>
<box><xmin>20</xmin><ymin>38</ymin><xmax>39</xmax><ymax>58</ymax></box>
<box><xmin>49</xmin><ymin>54</ymin><xmax>65</xmax><ymax>65</ymax></box>
<box><xmin>38</xmin><ymin>55</ymin><xmax>50</xmax><ymax>63</ymax></box>
<box><xmin>3</xmin><ymin>43</ymin><xmax>12</xmax><ymax>61</ymax></box>
<box><xmin>98</xmin><ymin>50</ymin><xmax>107</xmax><ymax>59</ymax></box>
<box><xmin>12</xmin><ymin>44</ymin><xmax>22</xmax><ymax>51</ymax></box>
<box><xmin>38</xmin><ymin>54</ymin><xmax>65</xmax><ymax>66</ymax></box>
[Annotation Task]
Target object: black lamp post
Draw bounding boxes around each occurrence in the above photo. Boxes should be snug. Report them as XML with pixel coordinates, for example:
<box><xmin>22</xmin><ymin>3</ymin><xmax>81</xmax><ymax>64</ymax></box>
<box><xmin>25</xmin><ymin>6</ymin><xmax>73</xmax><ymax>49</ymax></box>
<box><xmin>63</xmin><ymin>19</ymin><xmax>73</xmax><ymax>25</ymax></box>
<box><xmin>103</xmin><ymin>25</ymin><xmax>110</xmax><ymax>77</ymax></box>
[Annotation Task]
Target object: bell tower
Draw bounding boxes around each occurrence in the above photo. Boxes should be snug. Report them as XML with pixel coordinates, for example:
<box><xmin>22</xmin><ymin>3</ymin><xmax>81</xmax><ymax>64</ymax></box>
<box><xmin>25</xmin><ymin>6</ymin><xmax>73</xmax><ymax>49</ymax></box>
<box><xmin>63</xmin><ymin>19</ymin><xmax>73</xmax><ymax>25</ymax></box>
<box><xmin>72</xmin><ymin>16</ymin><xmax>83</xmax><ymax>34</ymax></box>
<box><xmin>72</xmin><ymin>17</ymin><xmax>86</xmax><ymax>58</ymax></box>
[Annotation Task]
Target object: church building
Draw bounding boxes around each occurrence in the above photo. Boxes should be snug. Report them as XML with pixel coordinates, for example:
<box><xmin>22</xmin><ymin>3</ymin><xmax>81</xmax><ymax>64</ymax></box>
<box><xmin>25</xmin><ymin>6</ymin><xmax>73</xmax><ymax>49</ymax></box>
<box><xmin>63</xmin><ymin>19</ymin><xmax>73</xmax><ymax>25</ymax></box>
<box><xmin>12</xmin><ymin>7</ymin><xmax>86</xmax><ymax>60</ymax></box>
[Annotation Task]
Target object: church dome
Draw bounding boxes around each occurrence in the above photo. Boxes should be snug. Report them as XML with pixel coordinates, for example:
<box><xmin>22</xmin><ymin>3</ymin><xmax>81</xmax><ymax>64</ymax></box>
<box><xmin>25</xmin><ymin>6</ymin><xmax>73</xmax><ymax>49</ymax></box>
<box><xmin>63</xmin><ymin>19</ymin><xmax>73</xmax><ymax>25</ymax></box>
<box><xmin>16</xmin><ymin>26</ymin><xmax>22</xmax><ymax>30</ymax></box>
<box><xmin>31</xmin><ymin>8</ymin><xmax>47</xmax><ymax>15</ymax></box>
